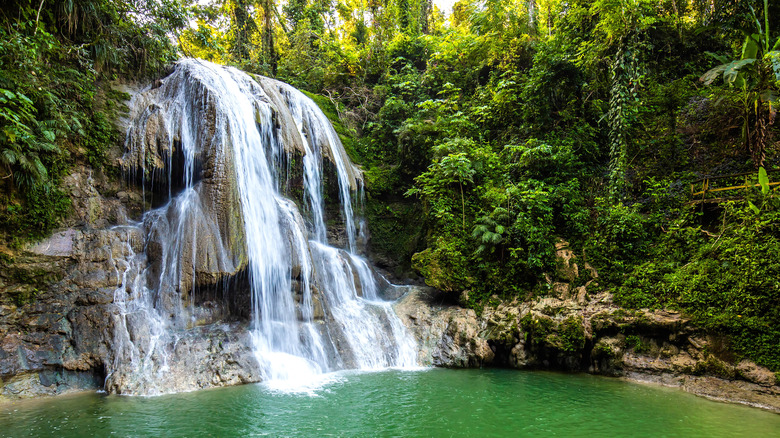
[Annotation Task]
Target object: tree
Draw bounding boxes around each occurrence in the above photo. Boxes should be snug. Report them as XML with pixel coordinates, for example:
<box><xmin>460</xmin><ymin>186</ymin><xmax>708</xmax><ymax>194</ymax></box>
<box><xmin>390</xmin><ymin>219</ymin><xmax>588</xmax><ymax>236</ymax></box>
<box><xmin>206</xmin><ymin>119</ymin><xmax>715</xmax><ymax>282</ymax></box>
<box><xmin>261</xmin><ymin>0</ymin><xmax>278</xmax><ymax>74</ymax></box>
<box><xmin>230</xmin><ymin>0</ymin><xmax>258</xmax><ymax>61</ymax></box>
<box><xmin>408</xmin><ymin>152</ymin><xmax>475</xmax><ymax>232</ymax></box>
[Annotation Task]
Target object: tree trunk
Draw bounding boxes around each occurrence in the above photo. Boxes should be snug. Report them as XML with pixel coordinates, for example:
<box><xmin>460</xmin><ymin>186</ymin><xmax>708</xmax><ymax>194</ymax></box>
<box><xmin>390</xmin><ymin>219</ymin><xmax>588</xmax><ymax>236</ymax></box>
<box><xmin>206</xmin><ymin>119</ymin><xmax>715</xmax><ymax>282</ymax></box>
<box><xmin>263</xmin><ymin>0</ymin><xmax>277</xmax><ymax>75</ymax></box>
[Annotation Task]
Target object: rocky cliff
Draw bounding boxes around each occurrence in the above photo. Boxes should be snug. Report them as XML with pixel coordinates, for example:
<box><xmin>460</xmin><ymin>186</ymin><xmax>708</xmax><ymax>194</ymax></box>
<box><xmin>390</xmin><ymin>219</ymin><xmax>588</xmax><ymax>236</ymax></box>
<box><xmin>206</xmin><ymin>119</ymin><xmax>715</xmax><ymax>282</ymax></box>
<box><xmin>0</xmin><ymin>61</ymin><xmax>378</xmax><ymax>401</ymax></box>
<box><xmin>394</xmin><ymin>241</ymin><xmax>780</xmax><ymax>413</ymax></box>
<box><xmin>0</xmin><ymin>163</ymin><xmax>263</xmax><ymax>400</ymax></box>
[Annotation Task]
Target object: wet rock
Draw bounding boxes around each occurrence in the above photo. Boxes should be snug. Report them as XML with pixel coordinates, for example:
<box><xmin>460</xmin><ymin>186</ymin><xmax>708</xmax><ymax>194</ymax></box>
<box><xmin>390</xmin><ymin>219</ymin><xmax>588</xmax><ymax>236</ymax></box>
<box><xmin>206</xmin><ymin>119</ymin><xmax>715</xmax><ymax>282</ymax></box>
<box><xmin>0</xmin><ymin>370</ymin><xmax>103</xmax><ymax>402</ymax></box>
<box><xmin>311</xmin><ymin>292</ymin><xmax>325</xmax><ymax>320</ymax></box>
<box><xmin>117</xmin><ymin>61</ymin><xmax>366</xmax><ymax>295</ymax></box>
<box><xmin>625</xmin><ymin>372</ymin><xmax>780</xmax><ymax>413</ymax></box>
<box><xmin>61</xmin><ymin>166</ymin><xmax>138</xmax><ymax>228</ymax></box>
<box><xmin>0</xmin><ymin>226</ymin><xmax>142</xmax><ymax>401</ymax></box>
<box><xmin>104</xmin><ymin>322</ymin><xmax>261</xmax><ymax>395</ymax></box>
<box><xmin>120</xmin><ymin>63</ymin><xmax>249</xmax><ymax>294</ymax></box>
<box><xmin>257</xmin><ymin>77</ymin><xmax>363</xmax><ymax>191</ymax></box>
<box><xmin>395</xmin><ymin>286</ymin><xmax>493</xmax><ymax>367</ymax></box>
<box><xmin>27</xmin><ymin>230</ymin><xmax>78</xmax><ymax>257</ymax></box>
<box><xmin>433</xmin><ymin>312</ymin><xmax>494</xmax><ymax>367</ymax></box>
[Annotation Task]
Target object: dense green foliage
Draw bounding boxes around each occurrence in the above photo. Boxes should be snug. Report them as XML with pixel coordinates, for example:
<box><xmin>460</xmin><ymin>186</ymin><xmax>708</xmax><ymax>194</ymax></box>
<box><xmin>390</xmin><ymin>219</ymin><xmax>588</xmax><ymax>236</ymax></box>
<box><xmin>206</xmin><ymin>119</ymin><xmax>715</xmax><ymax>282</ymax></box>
<box><xmin>616</xmin><ymin>191</ymin><xmax>780</xmax><ymax>370</ymax></box>
<box><xmin>0</xmin><ymin>0</ymin><xmax>185</xmax><ymax>242</ymax></box>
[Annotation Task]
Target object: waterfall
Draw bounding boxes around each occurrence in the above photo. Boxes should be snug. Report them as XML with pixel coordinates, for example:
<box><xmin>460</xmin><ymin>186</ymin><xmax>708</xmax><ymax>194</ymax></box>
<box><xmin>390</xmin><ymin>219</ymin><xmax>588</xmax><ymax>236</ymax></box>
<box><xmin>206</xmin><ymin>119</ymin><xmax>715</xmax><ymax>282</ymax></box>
<box><xmin>110</xmin><ymin>59</ymin><xmax>416</xmax><ymax>394</ymax></box>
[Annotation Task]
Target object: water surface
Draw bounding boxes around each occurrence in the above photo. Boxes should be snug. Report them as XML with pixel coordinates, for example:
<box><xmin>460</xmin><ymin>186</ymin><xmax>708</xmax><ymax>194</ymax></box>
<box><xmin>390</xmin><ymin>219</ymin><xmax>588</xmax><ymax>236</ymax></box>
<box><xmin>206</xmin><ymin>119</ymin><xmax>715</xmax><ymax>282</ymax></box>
<box><xmin>2</xmin><ymin>369</ymin><xmax>779</xmax><ymax>437</ymax></box>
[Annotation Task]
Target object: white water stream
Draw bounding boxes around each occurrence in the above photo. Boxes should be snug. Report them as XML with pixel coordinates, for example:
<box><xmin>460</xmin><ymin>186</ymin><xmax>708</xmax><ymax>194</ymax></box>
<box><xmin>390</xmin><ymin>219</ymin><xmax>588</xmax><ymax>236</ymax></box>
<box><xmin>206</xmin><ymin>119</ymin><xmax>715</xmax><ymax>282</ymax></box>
<box><xmin>111</xmin><ymin>59</ymin><xmax>416</xmax><ymax>394</ymax></box>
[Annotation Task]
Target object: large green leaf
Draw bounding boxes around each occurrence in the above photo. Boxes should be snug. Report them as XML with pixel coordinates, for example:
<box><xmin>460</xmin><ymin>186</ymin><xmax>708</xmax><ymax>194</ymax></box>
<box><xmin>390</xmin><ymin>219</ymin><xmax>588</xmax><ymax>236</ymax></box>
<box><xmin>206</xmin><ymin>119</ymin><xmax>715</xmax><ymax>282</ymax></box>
<box><xmin>700</xmin><ymin>59</ymin><xmax>757</xmax><ymax>85</ymax></box>
<box><xmin>700</xmin><ymin>64</ymin><xmax>728</xmax><ymax>85</ymax></box>
<box><xmin>41</xmin><ymin>130</ymin><xmax>56</xmax><ymax>143</ymax></box>
<box><xmin>759</xmin><ymin>167</ymin><xmax>770</xmax><ymax>195</ymax></box>
<box><xmin>723</xmin><ymin>58</ymin><xmax>757</xmax><ymax>84</ymax></box>
<box><xmin>741</xmin><ymin>34</ymin><xmax>760</xmax><ymax>60</ymax></box>
<box><xmin>767</xmin><ymin>50</ymin><xmax>780</xmax><ymax>82</ymax></box>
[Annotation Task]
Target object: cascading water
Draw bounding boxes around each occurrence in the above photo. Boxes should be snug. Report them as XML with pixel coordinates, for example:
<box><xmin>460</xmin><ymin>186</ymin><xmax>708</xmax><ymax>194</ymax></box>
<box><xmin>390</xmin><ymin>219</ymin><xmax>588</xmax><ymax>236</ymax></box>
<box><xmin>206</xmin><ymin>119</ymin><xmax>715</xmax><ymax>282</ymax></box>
<box><xmin>110</xmin><ymin>59</ymin><xmax>416</xmax><ymax>394</ymax></box>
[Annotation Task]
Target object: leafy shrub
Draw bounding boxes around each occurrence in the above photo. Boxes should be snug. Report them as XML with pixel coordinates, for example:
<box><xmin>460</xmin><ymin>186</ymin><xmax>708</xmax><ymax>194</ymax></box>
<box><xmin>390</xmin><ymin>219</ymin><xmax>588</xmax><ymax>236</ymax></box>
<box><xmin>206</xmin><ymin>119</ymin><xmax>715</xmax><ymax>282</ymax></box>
<box><xmin>584</xmin><ymin>199</ymin><xmax>653</xmax><ymax>282</ymax></box>
<box><xmin>411</xmin><ymin>238</ymin><xmax>472</xmax><ymax>293</ymax></box>
<box><xmin>617</xmin><ymin>194</ymin><xmax>780</xmax><ymax>371</ymax></box>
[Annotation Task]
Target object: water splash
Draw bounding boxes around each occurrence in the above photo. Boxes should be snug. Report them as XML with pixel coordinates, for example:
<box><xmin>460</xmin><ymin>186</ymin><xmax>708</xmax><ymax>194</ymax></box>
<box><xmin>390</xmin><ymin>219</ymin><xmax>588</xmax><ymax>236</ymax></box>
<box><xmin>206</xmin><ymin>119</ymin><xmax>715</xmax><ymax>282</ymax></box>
<box><xmin>112</xmin><ymin>59</ymin><xmax>417</xmax><ymax>394</ymax></box>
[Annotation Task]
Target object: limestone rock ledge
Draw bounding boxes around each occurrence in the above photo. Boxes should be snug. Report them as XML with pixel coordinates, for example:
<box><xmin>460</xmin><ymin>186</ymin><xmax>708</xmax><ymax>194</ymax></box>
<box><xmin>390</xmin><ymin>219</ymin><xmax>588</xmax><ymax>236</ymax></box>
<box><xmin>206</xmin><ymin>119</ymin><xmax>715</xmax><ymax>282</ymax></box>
<box><xmin>0</xmin><ymin>226</ymin><xmax>261</xmax><ymax>402</ymax></box>
<box><xmin>394</xmin><ymin>287</ymin><xmax>493</xmax><ymax>368</ymax></box>
<box><xmin>395</xmin><ymin>239</ymin><xmax>780</xmax><ymax>413</ymax></box>
<box><xmin>104</xmin><ymin>322</ymin><xmax>261</xmax><ymax>395</ymax></box>
<box><xmin>395</xmin><ymin>286</ymin><xmax>780</xmax><ymax>413</ymax></box>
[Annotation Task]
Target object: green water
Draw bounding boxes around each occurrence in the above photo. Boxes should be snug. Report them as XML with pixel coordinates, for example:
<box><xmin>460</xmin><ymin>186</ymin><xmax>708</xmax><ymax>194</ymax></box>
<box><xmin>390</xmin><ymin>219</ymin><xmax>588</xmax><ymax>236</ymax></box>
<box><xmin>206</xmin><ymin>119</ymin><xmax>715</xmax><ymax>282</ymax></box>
<box><xmin>1</xmin><ymin>369</ymin><xmax>778</xmax><ymax>437</ymax></box>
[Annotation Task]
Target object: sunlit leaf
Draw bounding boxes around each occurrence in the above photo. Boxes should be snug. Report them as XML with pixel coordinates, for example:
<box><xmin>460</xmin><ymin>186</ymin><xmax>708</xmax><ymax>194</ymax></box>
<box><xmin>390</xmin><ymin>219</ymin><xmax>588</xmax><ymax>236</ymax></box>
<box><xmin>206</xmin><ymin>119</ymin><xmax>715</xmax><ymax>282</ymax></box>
<box><xmin>700</xmin><ymin>64</ymin><xmax>728</xmax><ymax>85</ymax></box>
<box><xmin>759</xmin><ymin>167</ymin><xmax>770</xmax><ymax>195</ymax></box>
<box><xmin>741</xmin><ymin>34</ymin><xmax>760</xmax><ymax>60</ymax></box>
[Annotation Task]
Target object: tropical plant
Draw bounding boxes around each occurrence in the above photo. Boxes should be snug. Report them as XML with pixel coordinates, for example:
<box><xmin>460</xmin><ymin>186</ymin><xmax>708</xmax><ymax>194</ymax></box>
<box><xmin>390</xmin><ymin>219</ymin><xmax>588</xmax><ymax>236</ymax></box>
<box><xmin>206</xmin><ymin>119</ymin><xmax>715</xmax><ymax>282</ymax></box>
<box><xmin>701</xmin><ymin>0</ymin><xmax>779</xmax><ymax>167</ymax></box>
<box><xmin>472</xmin><ymin>207</ymin><xmax>511</xmax><ymax>257</ymax></box>
<box><xmin>0</xmin><ymin>88</ymin><xmax>59</xmax><ymax>188</ymax></box>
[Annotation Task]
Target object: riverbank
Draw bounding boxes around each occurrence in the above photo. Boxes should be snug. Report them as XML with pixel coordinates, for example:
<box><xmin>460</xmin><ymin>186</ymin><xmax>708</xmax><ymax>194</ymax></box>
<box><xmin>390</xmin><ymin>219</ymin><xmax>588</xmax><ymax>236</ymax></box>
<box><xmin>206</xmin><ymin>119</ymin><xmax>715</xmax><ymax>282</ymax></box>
<box><xmin>394</xmin><ymin>280</ymin><xmax>780</xmax><ymax>414</ymax></box>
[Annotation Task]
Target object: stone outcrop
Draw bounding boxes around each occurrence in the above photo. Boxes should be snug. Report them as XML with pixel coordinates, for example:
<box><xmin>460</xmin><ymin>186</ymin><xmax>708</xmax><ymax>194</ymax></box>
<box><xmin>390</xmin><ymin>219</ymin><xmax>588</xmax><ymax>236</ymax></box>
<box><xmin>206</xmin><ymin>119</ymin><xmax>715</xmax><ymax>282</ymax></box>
<box><xmin>120</xmin><ymin>69</ymin><xmax>247</xmax><ymax>294</ymax></box>
<box><xmin>0</xmin><ymin>223</ymin><xmax>263</xmax><ymax>401</ymax></box>
<box><xmin>104</xmin><ymin>322</ymin><xmax>260</xmax><ymax>395</ymax></box>
<box><xmin>1</xmin><ymin>227</ymin><xmax>136</xmax><ymax>401</ymax></box>
<box><xmin>395</xmin><ymin>240</ymin><xmax>780</xmax><ymax>413</ymax></box>
<box><xmin>256</xmin><ymin>76</ymin><xmax>362</xmax><ymax>192</ymax></box>
<box><xmin>119</xmin><ymin>60</ymin><xmax>363</xmax><ymax>295</ymax></box>
<box><xmin>394</xmin><ymin>287</ymin><xmax>493</xmax><ymax>367</ymax></box>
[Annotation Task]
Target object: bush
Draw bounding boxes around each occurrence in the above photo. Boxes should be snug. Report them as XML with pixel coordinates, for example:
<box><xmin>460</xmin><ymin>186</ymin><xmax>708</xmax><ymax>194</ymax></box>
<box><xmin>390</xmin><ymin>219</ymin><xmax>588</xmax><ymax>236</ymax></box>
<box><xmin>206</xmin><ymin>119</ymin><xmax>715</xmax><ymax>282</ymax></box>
<box><xmin>584</xmin><ymin>199</ymin><xmax>653</xmax><ymax>282</ymax></box>
<box><xmin>617</xmin><ymin>196</ymin><xmax>780</xmax><ymax>371</ymax></box>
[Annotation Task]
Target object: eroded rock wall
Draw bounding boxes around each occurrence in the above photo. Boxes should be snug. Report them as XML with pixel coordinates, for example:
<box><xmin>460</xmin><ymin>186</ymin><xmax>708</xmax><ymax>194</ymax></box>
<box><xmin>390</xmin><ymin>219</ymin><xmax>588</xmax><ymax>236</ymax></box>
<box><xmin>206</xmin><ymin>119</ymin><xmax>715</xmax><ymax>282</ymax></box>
<box><xmin>1</xmin><ymin>228</ymin><xmax>135</xmax><ymax>400</ymax></box>
<box><xmin>394</xmin><ymin>240</ymin><xmax>780</xmax><ymax>412</ymax></box>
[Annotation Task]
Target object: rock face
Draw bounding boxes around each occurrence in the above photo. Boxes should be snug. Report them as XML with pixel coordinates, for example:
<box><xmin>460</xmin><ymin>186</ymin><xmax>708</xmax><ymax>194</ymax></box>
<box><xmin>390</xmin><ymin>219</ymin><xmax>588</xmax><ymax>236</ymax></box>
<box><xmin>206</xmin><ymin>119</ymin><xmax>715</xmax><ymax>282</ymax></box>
<box><xmin>394</xmin><ymin>287</ymin><xmax>493</xmax><ymax>367</ymax></box>
<box><xmin>1</xmin><ymin>227</ymin><xmax>134</xmax><ymax>401</ymax></box>
<box><xmin>395</xmin><ymin>240</ymin><xmax>780</xmax><ymax>413</ymax></box>
<box><xmin>120</xmin><ymin>60</ymin><xmax>363</xmax><ymax>295</ymax></box>
<box><xmin>121</xmin><ymin>67</ymin><xmax>248</xmax><ymax>295</ymax></box>
<box><xmin>0</xmin><ymin>224</ymin><xmax>262</xmax><ymax>401</ymax></box>
<box><xmin>104</xmin><ymin>322</ymin><xmax>261</xmax><ymax>395</ymax></box>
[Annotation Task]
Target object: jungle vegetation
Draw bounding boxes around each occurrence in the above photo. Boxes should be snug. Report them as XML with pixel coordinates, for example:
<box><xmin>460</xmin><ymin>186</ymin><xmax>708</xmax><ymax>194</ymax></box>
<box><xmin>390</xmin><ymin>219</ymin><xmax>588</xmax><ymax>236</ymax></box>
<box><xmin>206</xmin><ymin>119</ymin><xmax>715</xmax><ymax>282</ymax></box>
<box><xmin>1</xmin><ymin>0</ymin><xmax>779</xmax><ymax>371</ymax></box>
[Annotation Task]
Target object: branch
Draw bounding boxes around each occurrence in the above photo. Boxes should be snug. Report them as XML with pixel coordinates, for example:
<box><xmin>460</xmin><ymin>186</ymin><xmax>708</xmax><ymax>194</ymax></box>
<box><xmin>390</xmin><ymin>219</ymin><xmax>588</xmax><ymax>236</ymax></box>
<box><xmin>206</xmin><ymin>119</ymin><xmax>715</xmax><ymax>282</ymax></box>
<box><xmin>34</xmin><ymin>0</ymin><xmax>45</xmax><ymax>35</ymax></box>
<box><xmin>700</xmin><ymin>229</ymin><xmax>720</xmax><ymax>238</ymax></box>
<box><xmin>323</xmin><ymin>89</ymin><xmax>346</xmax><ymax>122</ymax></box>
